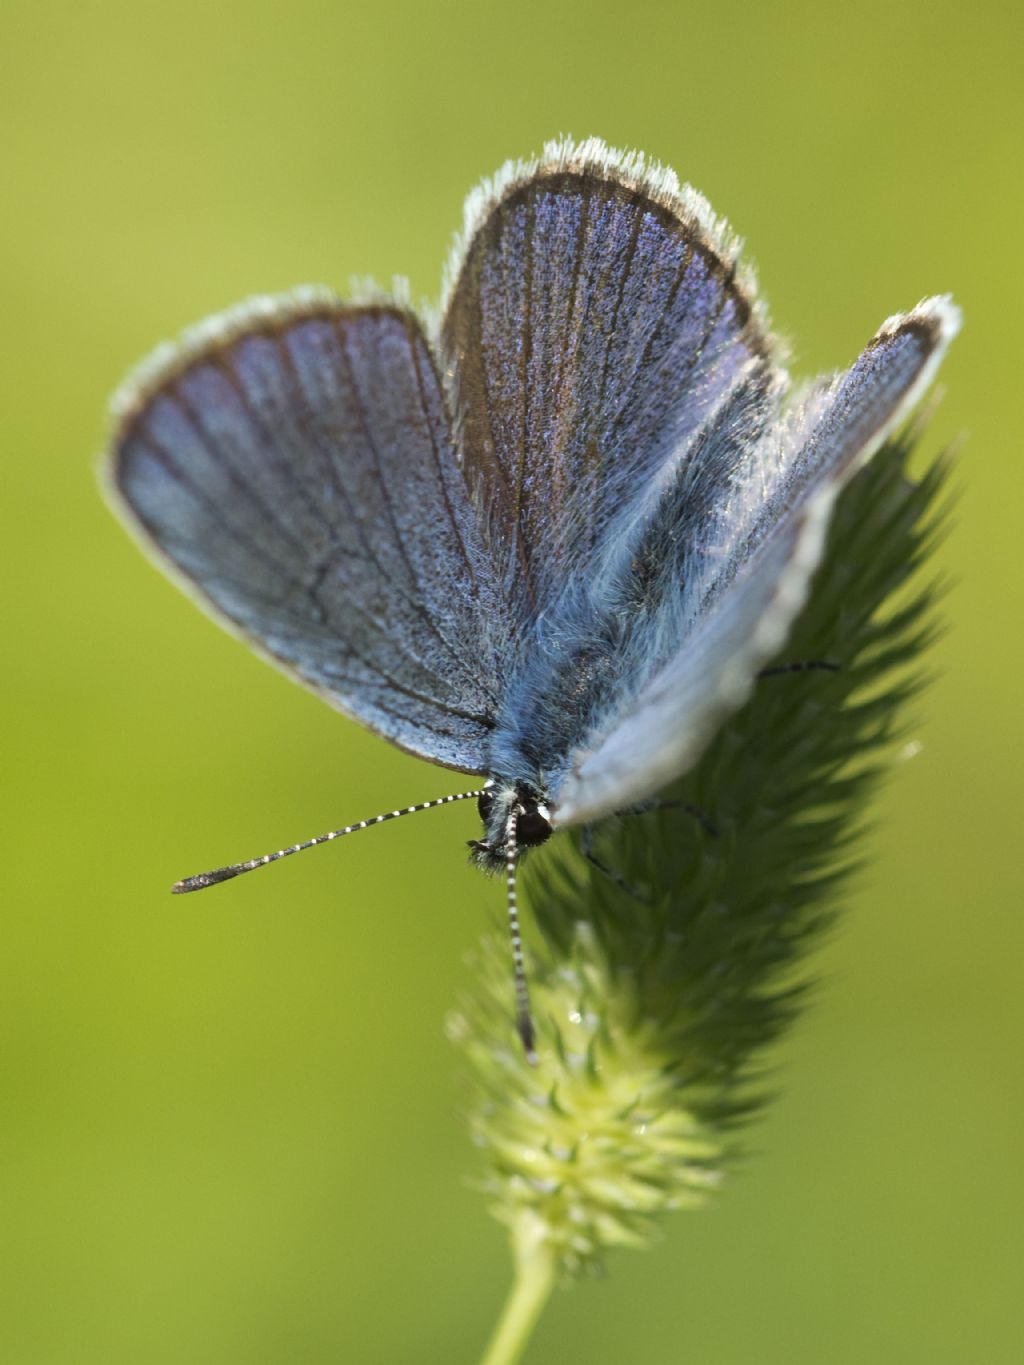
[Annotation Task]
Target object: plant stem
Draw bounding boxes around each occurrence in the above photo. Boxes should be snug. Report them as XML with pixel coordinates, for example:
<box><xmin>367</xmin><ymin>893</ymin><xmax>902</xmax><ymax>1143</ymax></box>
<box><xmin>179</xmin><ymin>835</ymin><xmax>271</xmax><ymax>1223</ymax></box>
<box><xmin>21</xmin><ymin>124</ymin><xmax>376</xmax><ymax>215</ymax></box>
<box><xmin>479</xmin><ymin>1239</ymin><xmax>557</xmax><ymax>1365</ymax></box>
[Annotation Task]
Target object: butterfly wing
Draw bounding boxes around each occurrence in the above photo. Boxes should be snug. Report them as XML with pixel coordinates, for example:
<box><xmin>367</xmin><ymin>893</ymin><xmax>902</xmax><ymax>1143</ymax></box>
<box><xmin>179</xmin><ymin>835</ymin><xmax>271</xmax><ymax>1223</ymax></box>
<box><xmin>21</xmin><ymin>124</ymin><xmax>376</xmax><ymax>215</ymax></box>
<box><xmin>552</xmin><ymin>296</ymin><xmax>961</xmax><ymax>825</ymax></box>
<box><xmin>440</xmin><ymin>138</ymin><xmax>778</xmax><ymax>624</ymax></box>
<box><xmin>107</xmin><ymin>290</ymin><xmax>505</xmax><ymax>771</ymax></box>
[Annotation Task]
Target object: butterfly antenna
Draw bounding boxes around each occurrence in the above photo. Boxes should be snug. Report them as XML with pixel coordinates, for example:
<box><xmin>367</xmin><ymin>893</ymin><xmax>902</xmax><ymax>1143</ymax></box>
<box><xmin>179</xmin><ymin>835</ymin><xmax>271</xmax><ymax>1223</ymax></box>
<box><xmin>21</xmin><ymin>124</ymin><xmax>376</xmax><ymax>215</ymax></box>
<box><xmin>172</xmin><ymin>788</ymin><xmax>488</xmax><ymax>893</ymax></box>
<box><xmin>505</xmin><ymin>808</ymin><xmax>538</xmax><ymax>1065</ymax></box>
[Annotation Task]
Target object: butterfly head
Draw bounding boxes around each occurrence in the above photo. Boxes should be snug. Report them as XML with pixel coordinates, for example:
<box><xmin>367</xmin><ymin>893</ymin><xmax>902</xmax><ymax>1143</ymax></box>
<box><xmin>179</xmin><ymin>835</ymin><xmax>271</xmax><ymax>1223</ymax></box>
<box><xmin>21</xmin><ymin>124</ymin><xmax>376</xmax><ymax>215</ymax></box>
<box><xmin>468</xmin><ymin>779</ymin><xmax>553</xmax><ymax>873</ymax></box>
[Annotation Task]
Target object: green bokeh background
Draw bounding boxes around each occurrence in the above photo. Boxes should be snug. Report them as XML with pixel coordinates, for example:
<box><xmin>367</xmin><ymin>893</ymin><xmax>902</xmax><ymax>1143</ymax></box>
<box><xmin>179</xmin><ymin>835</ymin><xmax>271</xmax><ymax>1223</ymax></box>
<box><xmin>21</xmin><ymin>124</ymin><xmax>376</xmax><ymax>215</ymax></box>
<box><xmin>3</xmin><ymin>2</ymin><xmax>1021</xmax><ymax>1361</ymax></box>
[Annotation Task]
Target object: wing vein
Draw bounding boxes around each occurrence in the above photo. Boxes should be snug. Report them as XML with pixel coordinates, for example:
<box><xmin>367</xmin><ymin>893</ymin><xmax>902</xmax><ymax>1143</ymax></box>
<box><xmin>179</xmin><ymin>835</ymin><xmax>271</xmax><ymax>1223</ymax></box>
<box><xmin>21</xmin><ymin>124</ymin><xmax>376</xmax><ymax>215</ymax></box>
<box><xmin>517</xmin><ymin>187</ymin><xmax>536</xmax><ymax>527</ymax></box>
<box><xmin>592</xmin><ymin>194</ymin><xmax>645</xmax><ymax>438</ymax></box>
<box><xmin>131</xmin><ymin>430</ymin><xmax>486</xmax><ymax>717</ymax></box>
<box><xmin>405</xmin><ymin>317</ymin><xmax>477</xmax><ymax>587</ymax></box>
<box><xmin>546</xmin><ymin>178</ymin><xmax>591</xmax><ymax>530</ymax></box>
<box><xmin>600</xmin><ymin>240</ymin><xmax>695</xmax><ymax>455</ymax></box>
<box><xmin>330</xmin><ymin>315</ymin><xmax>488</xmax><ymax>700</ymax></box>
<box><xmin>261</xmin><ymin>326</ymin><xmax>489</xmax><ymax>705</ymax></box>
<box><xmin>131</xmin><ymin>429</ymin><xmax>308</xmax><ymax>591</ymax></box>
<box><xmin>212</xmin><ymin>350</ymin><xmax>340</xmax><ymax>540</ymax></box>
<box><xmin>468</xmin><ymin>251</ymin><xmax>538</xmax><ymax>614</ymax></box>
<box><xmin>268</xmin><ymin>326</ymin><xmax>473</xmax><ymax>696</ymax></box>
<box><xmin>166</xmin><ymin>384</ymin><xmax>312</xmax><ymax>561</ymax></box>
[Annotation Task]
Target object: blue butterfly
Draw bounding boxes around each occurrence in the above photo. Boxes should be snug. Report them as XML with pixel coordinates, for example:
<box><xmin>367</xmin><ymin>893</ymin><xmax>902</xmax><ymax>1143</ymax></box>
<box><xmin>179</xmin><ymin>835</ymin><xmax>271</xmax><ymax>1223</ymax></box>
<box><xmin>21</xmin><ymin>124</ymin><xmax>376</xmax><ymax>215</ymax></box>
<box><xmin>106</xmin><ymin>138</ymin><xmax>959</xmax><ymax>1057</ymax></box>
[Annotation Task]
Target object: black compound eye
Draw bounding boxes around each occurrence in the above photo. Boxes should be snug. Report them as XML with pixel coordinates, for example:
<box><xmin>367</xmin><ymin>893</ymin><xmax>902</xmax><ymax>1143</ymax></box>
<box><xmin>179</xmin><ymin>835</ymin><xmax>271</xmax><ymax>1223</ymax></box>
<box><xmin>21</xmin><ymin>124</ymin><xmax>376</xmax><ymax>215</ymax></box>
<box><xmin>477</xmin><ymin>789</ymin><xmax>495</xmax><ymax>822</ymax></box>
<box><xmin>517</xmin><ymin>808</ymin><xmax>552</xmax><ymax>848</ymax></box>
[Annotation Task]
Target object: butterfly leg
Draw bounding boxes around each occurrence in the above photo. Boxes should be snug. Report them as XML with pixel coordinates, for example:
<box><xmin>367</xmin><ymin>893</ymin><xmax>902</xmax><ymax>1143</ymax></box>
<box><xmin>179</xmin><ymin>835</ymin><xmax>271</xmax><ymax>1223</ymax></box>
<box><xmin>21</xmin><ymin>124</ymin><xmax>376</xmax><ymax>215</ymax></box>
<box><xmin>758</xmin><ymin>660</ymin><xmax>840</xmax><ymax>679</ymax></box>
<box><xmin>580</xmin><ymin>825</ymin><xmax>651</xmax><ymax>902</ymax></box>
<box><xmin>580</xmin><ymin>799</ymin><xmax>718</xmax><ymax>901</ymax></box>
<box><xmin>611</xmin><ymin>797</ymin><xmax>719</xmax><ymax>839</ymax></box>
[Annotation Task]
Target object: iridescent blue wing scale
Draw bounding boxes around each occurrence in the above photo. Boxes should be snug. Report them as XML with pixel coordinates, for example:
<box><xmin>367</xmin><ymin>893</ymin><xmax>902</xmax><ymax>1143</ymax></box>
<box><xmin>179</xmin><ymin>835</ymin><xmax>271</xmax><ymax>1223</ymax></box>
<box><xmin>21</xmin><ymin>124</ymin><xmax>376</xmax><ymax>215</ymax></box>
<box><xmin>106</xmin><ymin>140</ymin><xmax>960</xmax><ymax>825</ymax></box>
<box><xmin>552</xmin><ymin>297</ymin><xmax>961</xmax><ymax>824</ymax></box>
<box><xmin>440</xmin><ymin>142</ymin><xmax>777</xmax><ymax>625</ymax></box>
<box><xmin>108</xmin><ymin>292</ymin><xmax>505</xmax><ymax>771</ymax></box>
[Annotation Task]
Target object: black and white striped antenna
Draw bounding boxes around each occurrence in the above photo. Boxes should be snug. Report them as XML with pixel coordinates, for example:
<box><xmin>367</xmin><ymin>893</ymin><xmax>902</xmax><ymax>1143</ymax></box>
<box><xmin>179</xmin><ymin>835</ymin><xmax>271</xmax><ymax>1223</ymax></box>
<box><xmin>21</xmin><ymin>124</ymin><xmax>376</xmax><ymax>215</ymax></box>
<box><xmin>172</xmin><ymin>783</ymin><xmax>539</xmax><ymax>1064</ymax></box>
<box><xmin>504</xmin><ymin>807</ymin><xmax>537</xmax><ymax>1064</ymax></box>
<box><xmin>172</xmin><ymin>788</ymin><xmax>488</xmax><ymax>892</ymax></box>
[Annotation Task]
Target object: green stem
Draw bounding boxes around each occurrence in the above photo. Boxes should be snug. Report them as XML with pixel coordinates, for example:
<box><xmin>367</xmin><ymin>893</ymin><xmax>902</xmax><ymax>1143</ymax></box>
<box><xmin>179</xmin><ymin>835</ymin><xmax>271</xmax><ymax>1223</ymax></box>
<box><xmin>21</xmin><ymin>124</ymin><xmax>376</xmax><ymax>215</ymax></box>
<box><xmin>479</xmin><ymin>1238</ymin><xmax>557</xmax><ymax>1365</ymax></box>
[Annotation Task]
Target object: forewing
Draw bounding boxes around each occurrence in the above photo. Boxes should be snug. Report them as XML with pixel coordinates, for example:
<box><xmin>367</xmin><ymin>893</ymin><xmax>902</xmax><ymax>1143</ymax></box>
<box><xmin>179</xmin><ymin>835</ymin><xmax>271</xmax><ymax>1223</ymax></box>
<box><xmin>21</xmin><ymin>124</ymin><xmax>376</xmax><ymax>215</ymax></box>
<box><xmin>441</xmin><ymin>138</ymin><xmax>777</xmax><ymax>622</ymax></box>
<box><xmin>107</xmin><ymin>291</ymin><xmax>504</xmax><ymax>771</ymax></box>
<box><xmin>553</xmin><ymin>297</ymin><xmax>960</xmax><ymax>824</ymax></box>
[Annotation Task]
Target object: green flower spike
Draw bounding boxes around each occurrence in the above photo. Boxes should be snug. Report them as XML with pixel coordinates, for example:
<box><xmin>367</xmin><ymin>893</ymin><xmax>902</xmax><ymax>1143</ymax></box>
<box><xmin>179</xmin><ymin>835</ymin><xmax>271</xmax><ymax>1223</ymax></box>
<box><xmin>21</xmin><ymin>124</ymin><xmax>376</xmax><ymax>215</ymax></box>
<box><xmin>449</xmin><ymin>429</ymin><xmax>951</xmax><ymax>1365</ymax></box>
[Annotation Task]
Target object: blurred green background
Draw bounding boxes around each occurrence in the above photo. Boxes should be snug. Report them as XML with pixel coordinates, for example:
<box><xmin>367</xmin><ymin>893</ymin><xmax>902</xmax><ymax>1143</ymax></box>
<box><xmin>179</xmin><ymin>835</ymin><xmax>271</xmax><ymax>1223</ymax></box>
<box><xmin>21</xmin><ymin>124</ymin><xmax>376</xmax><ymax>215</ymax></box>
<box><xmin>3</xmin><ymin>1</ymin><xmax>1021</xmax><ymax>1361</ymax></box>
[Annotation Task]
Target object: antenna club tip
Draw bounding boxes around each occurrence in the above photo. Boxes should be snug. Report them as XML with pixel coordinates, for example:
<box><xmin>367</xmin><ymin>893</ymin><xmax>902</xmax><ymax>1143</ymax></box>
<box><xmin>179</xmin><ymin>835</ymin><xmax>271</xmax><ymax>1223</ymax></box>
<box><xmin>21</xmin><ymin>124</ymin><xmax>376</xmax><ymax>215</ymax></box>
<box><xmin>171</xmin><ymin>868</ymin><xmax>236</xmax><ymax>893</ymax></box>
<box><xmin>517</xmin><ymin>1015</ymin><xmax>538</xmax><ymax>1065</ymax></box>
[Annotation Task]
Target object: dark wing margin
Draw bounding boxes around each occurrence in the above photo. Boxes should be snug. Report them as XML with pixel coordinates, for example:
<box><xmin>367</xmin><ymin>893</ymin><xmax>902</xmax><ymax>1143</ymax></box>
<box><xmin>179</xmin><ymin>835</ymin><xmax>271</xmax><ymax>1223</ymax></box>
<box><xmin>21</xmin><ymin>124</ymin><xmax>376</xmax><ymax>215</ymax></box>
<box><xmin>105</xmin><ymin>288</ymin><xmax>504</xmax><ymax>772</ymax></box>
<box><xmin>440</xmin><ymin>137</ymin><xmax>780</xmax><ymax>623</ymax></box>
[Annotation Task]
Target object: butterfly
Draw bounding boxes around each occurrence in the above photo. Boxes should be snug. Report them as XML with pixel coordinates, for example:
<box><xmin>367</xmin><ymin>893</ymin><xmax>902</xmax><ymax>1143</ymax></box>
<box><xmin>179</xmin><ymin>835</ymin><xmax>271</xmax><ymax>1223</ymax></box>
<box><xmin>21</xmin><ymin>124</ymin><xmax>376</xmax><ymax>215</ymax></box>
<box><xmin>105</xmin><ymin>137</ymin><xmax>959</xmax><ymax>1058</ymax></box>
